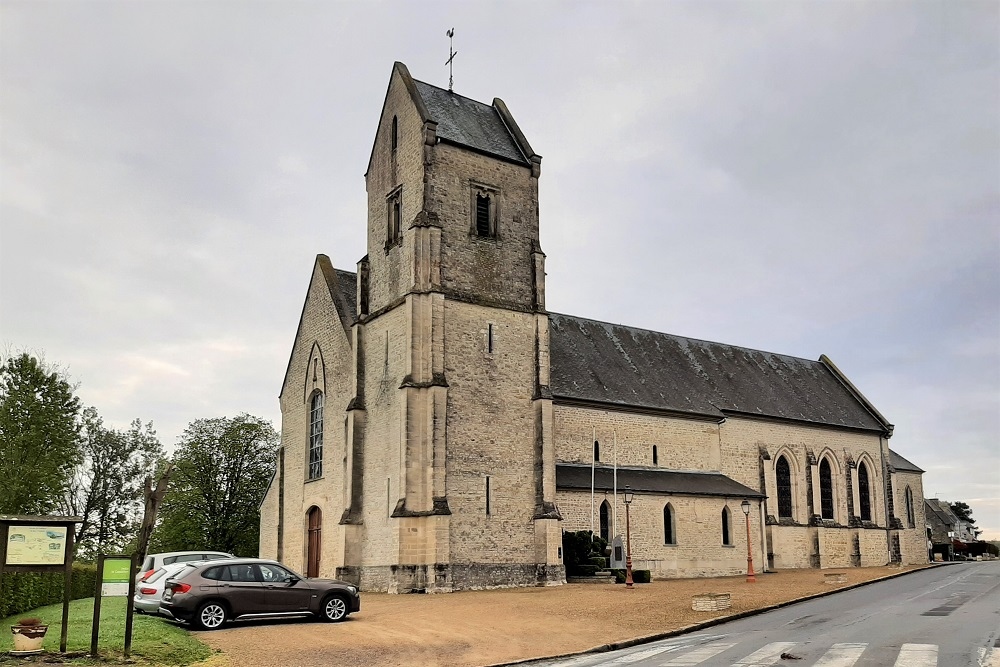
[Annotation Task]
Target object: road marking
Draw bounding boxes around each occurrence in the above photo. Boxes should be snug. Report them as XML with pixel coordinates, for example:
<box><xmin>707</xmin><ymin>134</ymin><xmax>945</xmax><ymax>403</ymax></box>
<box><xmin>658</xmin><ymin>641</ymin><xmax>736</xmax><ymax>665</ymax></box>
<box><xmin>893</xmin><ymin>643</ymin><xmax>937</xmax><ymax>667</ymax></box>
<box><xmin>600</xmin><ymin>645</ymin><xmax>680</xmax><ymax>664</ymax></box>
<box><xmin>980</xmin><ymin>647</ymin><xmax>1000</xmax><ymax>667</ymax></box>
<box><xmin>731</xmin><ymin>642</ymin><xmax>797</xmax><ymax>666</ymax></box>
<box><xmin>813</xmin><ymin>643</ymin><xmax>867</xmax><ymax>667</ymax></box>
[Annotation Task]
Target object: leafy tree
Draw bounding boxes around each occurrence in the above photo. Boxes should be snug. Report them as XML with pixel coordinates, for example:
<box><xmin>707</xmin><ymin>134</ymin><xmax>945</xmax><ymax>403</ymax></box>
<box><xmin>0</xmin><ymin>353</ymin><xmax>82</xmax><ymax>514</ymax></box>
<box><xmin>152</xmin><ymin>414</ymin><xmax>278</xmax><ymax>556</ymax></box>
<box><xmin>949</xmin><ymin>501</ymin><xmax>976</xmax><ymax>526</ymax></box>
<box><xmin>62</xmin><ymin>407</ymin><xmax>164</xmax><ymax>558</ymax></box>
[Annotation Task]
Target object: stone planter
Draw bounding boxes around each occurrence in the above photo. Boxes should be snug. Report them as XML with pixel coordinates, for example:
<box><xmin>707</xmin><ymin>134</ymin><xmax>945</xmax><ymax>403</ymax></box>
<box><xmin>823</xmin><ymin>572</ymin><xmax>847</xmax><ymax>584</ymax></box>
<box><xmin>692</xmin><ymin>592</ymin><xmax>731</xmax><ymax>611</ymax></box>
<box><xmin>11</xmin><ymin>624</ymin><xmax>48</xmax><ymax>654</ymax></box>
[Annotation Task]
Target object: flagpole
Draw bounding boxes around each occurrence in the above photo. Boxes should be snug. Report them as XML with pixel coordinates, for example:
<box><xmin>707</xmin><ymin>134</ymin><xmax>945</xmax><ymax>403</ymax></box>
<box><xmin>613</xmin><ymin>429</ymin><xmax>618</xmax><ymax>541</ymax></box>
<box><xmin>590</xmin><ymin>426</ymin><xmax>596</xmax><ymax>539</ymax></box>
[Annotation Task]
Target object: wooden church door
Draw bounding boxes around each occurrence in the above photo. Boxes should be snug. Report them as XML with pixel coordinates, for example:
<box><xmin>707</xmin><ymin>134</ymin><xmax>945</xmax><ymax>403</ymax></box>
<box><xmin>307</xmin><ymin>506</ymin><xmax>322</xmax><ymax>578</ymax></box>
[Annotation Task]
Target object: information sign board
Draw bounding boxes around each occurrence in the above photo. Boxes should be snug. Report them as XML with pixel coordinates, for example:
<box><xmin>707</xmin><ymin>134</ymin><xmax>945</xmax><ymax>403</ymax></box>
<box><xmin>5</xmin><ymin>524</ymin><xmax>68</xmax><ymax>566</ymax></box>
<box><xmin>101</xmin><ymin>557</ymin><xmax>132</xmax><ymax>597</ymax></box>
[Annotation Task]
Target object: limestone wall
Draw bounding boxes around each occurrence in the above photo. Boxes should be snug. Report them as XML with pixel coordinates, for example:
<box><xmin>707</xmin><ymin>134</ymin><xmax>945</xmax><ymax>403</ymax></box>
<box><xmin>426</xmin><ymin>143</ymin><xmax>539</xmax><ymax>312</ymax></box>
<box><xmin>557</xmin><ymin>490</ymin><xmax>763</xmax><ymax>579</ymax></box>
<box><xmin>358</xmin><ymin>304</ymin><xmax>408</xmax><ymax>567</ymax></box>
<box><xmin>444</xmin><ymin>300</ymin><xmax>537</xmax><ymax>564</ymax></box>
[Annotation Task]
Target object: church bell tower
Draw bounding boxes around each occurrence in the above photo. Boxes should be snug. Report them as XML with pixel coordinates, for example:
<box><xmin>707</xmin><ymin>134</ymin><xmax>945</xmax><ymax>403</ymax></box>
<box><xmin>342</xmin><ymin>62</ymin><xmax>562</xmax><ymax>592</ymax></box>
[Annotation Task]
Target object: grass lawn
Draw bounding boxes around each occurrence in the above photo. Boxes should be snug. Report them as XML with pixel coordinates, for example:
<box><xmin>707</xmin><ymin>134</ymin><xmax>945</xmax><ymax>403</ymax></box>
<box><xmin>0</xmin><ymin>597</ymin><xmax>215</xmax><ymax>665</ymax></box>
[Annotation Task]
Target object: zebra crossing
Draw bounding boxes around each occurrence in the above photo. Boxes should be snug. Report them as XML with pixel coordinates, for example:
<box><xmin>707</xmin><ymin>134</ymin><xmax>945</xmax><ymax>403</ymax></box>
<box><xmin>544</xmin><ymin>638</ymin><xmax>999</xmax><ymax>667</ymax></box>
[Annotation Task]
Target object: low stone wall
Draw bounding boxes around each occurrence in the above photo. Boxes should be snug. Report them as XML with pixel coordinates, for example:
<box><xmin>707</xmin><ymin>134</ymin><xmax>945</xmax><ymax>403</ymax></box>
<box><xmin>340</xmin><ymin>563</ymin><xmax>566</xmax><ymax>593</ymax></box>
<box><xmin>692</xmin><ymin>592</ymin><xmax>731</xmax><ymax>611</ymax></box>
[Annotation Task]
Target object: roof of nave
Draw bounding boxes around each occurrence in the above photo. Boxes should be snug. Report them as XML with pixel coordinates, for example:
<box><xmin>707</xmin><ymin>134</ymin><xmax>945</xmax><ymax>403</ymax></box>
<box><xmin>889</xmin><ymin>449</ymin><xmax>924</xmax><ymax>473</ymax></box>
<box><xmin>556</xmin><ymin>463</ymin><xmax>765</xmax><ymax>499</ymax></box>
<box><xmin>412</xmin><ymin>79</ymin><xmax>529</xmax><ymax>165</ymax></box>
<box><xmin>332</xmin><ymin>268</ymin><xmax>357</xmax><ymax>324</ymax></box>
<box><xmin>548</xmin><ymin>313</ymin><xmax>889</xmax><ymax>433</ymax></box>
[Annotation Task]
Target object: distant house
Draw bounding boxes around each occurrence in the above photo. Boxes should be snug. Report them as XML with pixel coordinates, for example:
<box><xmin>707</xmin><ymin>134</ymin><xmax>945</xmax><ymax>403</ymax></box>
<box><xmin>924</xmin><ymin>498</ymin><xmax>968</xmax><ymax>560</ymax></box>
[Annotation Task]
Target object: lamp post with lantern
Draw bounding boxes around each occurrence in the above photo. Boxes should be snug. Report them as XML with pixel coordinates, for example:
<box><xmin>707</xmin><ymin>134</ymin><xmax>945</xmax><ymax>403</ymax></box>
<box><xmin>741</xmin><ymin>499</ymin><xmax>756</xmax><ymax>583</ymax></box>
<box><xmin>623</xmin><ymin>486</ymin><xmax>634</xmax><ymax>589</ymax></box>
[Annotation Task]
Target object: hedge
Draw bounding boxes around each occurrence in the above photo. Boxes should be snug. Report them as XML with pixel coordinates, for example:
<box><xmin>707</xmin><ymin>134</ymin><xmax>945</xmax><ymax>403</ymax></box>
<box><xmin>610</xmin><ymin>568</ymin><xmax>651</xmax><ymax>583</ymax></box>
<box><xmin>0</xmin><ymin>564</ymin><xmax>98</xmax><ymax>619</ymax></box>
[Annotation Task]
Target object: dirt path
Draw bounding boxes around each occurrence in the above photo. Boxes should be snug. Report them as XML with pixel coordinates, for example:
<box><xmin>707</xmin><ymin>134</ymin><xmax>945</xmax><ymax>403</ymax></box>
<box><xmin>198</xmin><ymin>565</ymin><xmax>930</xmax><ymax>667</ymax></box>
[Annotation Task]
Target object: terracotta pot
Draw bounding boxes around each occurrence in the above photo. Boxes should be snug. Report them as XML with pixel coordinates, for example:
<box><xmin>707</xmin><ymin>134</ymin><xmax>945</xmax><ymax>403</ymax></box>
<box><xmin>11</xmin><ymin>624</ymin><xmax>47</xmax><ymax>653</ymax></box>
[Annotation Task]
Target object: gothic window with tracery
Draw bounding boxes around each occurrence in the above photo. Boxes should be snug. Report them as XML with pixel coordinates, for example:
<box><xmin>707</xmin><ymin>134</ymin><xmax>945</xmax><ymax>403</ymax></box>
<box><xmin>858</xmin><ymin>461</ymin><xmax>872</xmax><ymax>522</ymax></box>
<box><xmin>308</xmin><ymin>392</ymin><xmax>324</xmax><ymax>480</ymax></box>
<box><xmin>820</xmin><ymin>458</ymin><xmax>834</xmax><ymax>520</ymax></box>
<box><xmin>777</xmin><ymin>455</ymin><xmax>793</xmax><ymax>518</ymax></box>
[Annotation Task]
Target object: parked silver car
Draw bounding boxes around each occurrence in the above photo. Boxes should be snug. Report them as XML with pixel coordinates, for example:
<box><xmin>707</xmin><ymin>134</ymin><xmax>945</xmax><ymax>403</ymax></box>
<box><xmin>136</xmin><ymin>550</ymin><xmax>234</xmax><ymax>584</ymax></box>
<box><xmin>133</xmin><ymin>561</ymin><xmax>189</xmax><ymax>613</ymax></box>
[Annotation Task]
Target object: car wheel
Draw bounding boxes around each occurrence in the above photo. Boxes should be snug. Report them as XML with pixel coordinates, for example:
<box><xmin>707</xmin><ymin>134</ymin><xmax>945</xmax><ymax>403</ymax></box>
<box><xmin>321</xmin><ymin>594</ymin><xmax>349</xmax><ymax>622</ymax></box>
<box><xmin>194</xmin><ymin>601</ymin><xmax>228</xmax><ymax>630</ymax></box>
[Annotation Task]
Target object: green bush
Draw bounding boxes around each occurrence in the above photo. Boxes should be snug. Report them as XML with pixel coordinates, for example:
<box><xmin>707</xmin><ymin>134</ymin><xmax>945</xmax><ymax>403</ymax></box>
<box><xmin>609</xmin><ymin>568</ymin><xmax>651</xmax><ymax>583</ymax></box>
<box><xmin>588</xmin><ymin>556</ymin><xmax>608</xmax><ymax>569</ymax></box>
<box><xmin>562</xmin><ymin>530</ymin><xmax>609</xmax><ymax>576</ymax></box>
<box><xmin>0</xmin><ymin>563</ymin><xmax>98</xmax><ymax>619</ymax></box>
<box><xmin>574</xmin><ymin>565</ymin><xmax>599</xmax><ymax>577</ymax></box>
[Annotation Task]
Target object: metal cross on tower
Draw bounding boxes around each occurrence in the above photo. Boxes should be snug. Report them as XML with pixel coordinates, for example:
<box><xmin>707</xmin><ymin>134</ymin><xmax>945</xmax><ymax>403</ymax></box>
<box><xmin>446</xmin><ymin>28</ymin><xmax>457</xmax><ymax>92</ymax></box>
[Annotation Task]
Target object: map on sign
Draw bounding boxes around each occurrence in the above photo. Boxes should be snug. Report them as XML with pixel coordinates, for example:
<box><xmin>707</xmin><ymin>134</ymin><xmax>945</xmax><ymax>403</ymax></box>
<box><xmin>6</xmin><ymin>525</ymin><xmax>68</xmax><ymax>565</ymax></box>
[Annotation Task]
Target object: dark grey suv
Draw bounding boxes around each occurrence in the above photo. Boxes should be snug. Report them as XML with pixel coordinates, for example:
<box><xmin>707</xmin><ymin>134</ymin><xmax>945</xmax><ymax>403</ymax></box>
<box><xmin>160</xmin><ymin>558</ymin><xmax>360</xmax><ymax>629</ymax></box>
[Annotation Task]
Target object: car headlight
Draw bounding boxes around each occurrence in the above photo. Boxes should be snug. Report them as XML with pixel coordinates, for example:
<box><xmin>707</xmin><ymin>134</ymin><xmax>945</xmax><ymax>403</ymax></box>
<box><xmin>347</xmin><ymin>585</ymin><xmax>357</xmax><ymax>595</ymax></box>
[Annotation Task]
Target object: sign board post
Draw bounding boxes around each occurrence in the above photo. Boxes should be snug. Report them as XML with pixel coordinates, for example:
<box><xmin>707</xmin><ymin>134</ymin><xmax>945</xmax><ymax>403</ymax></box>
<box><xmin>0</xmin><ymin>515</ymin><xmax>82</xmax><ymax>653</ymax></box>
<box><xmin>91</xmin><ymin>553</ymin><xmax>138</xmax><ymax>658</ymax></box>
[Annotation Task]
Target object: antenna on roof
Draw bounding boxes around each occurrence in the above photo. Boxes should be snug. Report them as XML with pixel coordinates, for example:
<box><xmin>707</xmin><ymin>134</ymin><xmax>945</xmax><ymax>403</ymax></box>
<box><xmin>445</xmin><ymin>28</ymin><xmax>457</xmax><ymax>92</ymax></box>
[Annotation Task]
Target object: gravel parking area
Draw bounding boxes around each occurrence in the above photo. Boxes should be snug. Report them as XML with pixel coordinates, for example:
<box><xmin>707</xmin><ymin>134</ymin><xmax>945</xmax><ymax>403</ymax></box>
<box><xmin>197</xmin><ymin>565</ymin><xmax>931</xmax><ymax>667</ymax></box>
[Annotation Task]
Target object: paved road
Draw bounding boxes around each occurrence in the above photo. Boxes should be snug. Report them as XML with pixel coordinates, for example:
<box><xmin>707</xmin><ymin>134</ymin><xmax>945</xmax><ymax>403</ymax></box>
<box><xmin>524</xmin><ymin>562</ymin><xmax>1000</xmax><ymax>667</ymax></box>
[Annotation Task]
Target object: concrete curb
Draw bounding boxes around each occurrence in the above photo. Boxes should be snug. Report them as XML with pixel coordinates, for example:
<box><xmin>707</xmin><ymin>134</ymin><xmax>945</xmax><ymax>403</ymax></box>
<box><xmin>489</xmin><ymin>564</ymin><xmax>952</xmax><ymax>667</ymax></box>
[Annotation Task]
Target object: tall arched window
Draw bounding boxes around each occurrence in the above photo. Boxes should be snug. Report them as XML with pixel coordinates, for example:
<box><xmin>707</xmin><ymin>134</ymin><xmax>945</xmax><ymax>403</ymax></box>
<box><xmin>858</xmin><ymin>461</ymin><xmax>872</xmax><ymax>522</ymax></box>
<box><xmin>391</xmin><ymin>115</ymin><xmax>398</xmax><ymax>151</ymax></box>
<box><xmin>652</xmin><ymin>445</ymin><xmax>658</xmax><ymax>465</ymax></box>
<box><xmin>663</xmin><ymin>503</ymin><xmax>675</xmax><ymax>544</ymax></box>
<box><xmin>722</xmin><ymin>507</ymin><xmax>732</xmax><ymax>545</ymax></box>
<box><xmin>594</xmin><ymin>440</ymin><xmax>600</xmax><ymax>462</ymax></box>
<box><xmin>306</xmin><ymin>506</ymin><xmax>322</xmax><ymax>578</ymax></box>
<box><xmin>776</xmin><ymin>455</ymin><xmax>793</xmax><ymax>519</ymax></box>
<box><xmin>905</xmin><ymin>486</ymin><xmax>915</xmax><ymax>528</ymax></box>
<box><xmin>599</xmin><ymin>500</ymin><xmax>610</xmax><ymax>542</ymax></box>
<box><xmin>308</xmin><ymin>392</ymin><xmax>324</xmax><ymax>480</ymax></box>
<box><xmin>820</xmin><ymin>458</ymin><xmax>834</xmax><ymax>520</ymax></box>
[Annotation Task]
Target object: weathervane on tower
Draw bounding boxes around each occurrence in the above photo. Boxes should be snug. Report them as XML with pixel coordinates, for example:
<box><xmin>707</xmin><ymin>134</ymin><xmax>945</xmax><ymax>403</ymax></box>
<box><xmin>446</xmin><ymin>28</ymin><xmax>457</xmax><ymax>92</ymax></box>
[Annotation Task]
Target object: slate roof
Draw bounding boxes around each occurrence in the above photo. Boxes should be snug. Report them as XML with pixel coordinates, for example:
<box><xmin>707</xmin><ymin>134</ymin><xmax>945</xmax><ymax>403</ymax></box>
<box><xmin>333</xmin><ymin>269</ymin><xmax>357</xmax><ymax>324</ymax></box>
<box><xmin>889</xmin><ymin>449</ymin><xmax>924</xmax><ymax>473</ymax></box>
<box><xmin>924</xmin><ymin>498</ymin><xmax>958</xmax><ymax>526</ymax></box>
<box><xmin>549</xmin><ymin>313</ymin><xmax>887</xmax><ymax>432</ymax></box>
<box><xmin>413</xmin><ymin>80</ymin><xmax>529</xmax><ymax>166</ymax></box>
<box><xmin>556</xmin><ymin>463</ymin><xmax>764</xmax><ymax>498</ymax></box>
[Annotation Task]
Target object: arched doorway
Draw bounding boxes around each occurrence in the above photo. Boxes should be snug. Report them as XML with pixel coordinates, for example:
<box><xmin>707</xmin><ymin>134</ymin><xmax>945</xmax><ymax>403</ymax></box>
<box><xmin>599</xmin><ymin>500</ymin><xmax>611</xmax><ymax>542</ymax></box>
<box><xmin>307</xmin><ymin>506</ymin><xmax>322</xmax><ymax>578</ymax></box>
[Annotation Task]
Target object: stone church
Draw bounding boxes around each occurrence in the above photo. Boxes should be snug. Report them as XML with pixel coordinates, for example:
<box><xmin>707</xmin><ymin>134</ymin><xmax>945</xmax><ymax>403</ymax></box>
<box><xmin>259</xmin><ymin>62</ymin><xmax>929</xmax><ymax>592</ymax></box>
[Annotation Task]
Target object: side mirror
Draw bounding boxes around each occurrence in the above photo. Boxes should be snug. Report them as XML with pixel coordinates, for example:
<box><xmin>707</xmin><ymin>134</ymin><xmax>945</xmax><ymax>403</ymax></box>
<box><xmin>287</xmin><ymin>576</ymin><xmax>299</xmax><ymax>585</ymax></box>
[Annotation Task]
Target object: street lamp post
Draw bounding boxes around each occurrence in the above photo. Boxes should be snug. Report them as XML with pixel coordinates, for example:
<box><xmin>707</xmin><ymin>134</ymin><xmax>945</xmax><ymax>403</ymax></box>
<box><xmin>741</xmin><ymin>499</ymin><xmax>756</xmax><ymax>583</ymax></box>
<box><xmin>623</xmin><ymin>486</ymin><xmax>634</xmax><ymax>589</ymax></box>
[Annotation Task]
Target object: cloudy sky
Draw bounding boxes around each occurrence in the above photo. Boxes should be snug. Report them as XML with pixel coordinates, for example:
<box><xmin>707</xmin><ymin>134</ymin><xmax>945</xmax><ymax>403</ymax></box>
<box><xmin>2</xmin><ymin>1</ymin><xmax>997</xmax><ymax>539</ymax></box>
